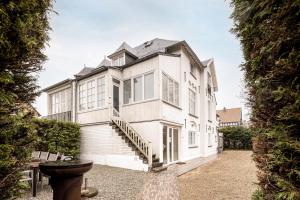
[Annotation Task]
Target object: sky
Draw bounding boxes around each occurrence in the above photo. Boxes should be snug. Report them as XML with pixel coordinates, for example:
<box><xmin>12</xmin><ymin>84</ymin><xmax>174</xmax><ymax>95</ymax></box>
<box><xmin>35</xmin><ymin>0</ymin><xmax>247</xmax><ymax>118</ymax></box>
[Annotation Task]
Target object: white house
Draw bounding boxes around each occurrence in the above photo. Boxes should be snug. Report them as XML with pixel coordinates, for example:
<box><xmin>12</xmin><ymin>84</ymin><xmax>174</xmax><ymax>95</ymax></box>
<box><xmin>43</xmin><ymin>38</ymin><xmax>219</xmax><ymax>172</ymax></box>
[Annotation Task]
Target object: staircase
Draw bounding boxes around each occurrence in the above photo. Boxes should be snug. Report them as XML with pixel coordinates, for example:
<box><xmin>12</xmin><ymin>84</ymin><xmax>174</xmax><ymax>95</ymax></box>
<box><xmin>110</xmin><ymin>108</ymin><xmax>167</xmax><ymax>172</ymax></box>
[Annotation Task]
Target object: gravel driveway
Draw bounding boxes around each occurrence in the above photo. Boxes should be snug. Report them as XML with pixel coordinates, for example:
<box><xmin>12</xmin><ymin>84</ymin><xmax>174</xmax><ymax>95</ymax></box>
<box><xmin>17</xmin><ymin>165</ymin><xmax>149</xmax><ymax>200</ymax></box>
<box><xmin>178</xmin><ymin>150</ymin><xmax>257</xmax><ymax>200</ymax></box>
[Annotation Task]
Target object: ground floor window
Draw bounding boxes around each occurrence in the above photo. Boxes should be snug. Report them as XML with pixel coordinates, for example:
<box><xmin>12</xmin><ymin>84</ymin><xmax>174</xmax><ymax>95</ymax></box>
<box><xmin>188</xmin><ymin>131</ymin><xmax>196</xmax><ymax>147</ymax></box>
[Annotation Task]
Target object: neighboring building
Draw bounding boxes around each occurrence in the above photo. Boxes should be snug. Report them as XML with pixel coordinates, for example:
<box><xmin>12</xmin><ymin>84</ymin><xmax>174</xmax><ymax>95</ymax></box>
<box><xmin>42</xmin><ymin>38</ymin><xmax>219</xmax><ymax>171</ymax></box>
<box><xmin>217</xmin><ymin>107</ymin><xmax>242</xmax><ymax>127</ymax></box>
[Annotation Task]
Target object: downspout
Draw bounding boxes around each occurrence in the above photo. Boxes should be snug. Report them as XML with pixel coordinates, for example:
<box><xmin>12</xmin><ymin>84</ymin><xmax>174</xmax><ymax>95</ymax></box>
<box><xmin>72</xmin><ymin>80</ymin><xmax>77</xmax><ymax>122</ymax></box>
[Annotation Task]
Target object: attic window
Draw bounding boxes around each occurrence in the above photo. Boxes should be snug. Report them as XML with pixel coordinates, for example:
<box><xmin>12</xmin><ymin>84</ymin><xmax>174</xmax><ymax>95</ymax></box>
<box><xmin>144</xmin><ymin>41</ymin><xmax>153</xmax><ymax>47</ymax></box>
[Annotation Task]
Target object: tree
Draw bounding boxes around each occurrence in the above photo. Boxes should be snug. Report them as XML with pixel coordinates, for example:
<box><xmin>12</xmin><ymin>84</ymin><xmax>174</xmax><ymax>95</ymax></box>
<box><xmin>230</xmin><ymin>0</ymin><xmax>300</xmax><ymax>199</ymax></box>
<box><xmin>0</xmin><ymin>0</ymin><xmax>53</xmax><ymax>199</ymax></box>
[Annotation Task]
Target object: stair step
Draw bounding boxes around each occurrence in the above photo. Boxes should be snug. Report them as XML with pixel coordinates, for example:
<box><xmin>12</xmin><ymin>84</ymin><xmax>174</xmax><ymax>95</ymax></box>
<box><xmin>109</xmin><ymin>122</ymin><xmax>113</xmax><ymax>126</ymax></box>
<box><xmin>152</xmin><ymin>162</ymin><xmax>163</xmax><ymax>168</ymax></box>
<box><xmin>152</xmin><ymin>154</ymin><xmax>156</xmax><ymax>158</ymax></box>
<box><xmin>152</xmin><ymin>166</ymin><xmax>168</xmax><ymax>173</ymax></box>
<box><xmin>153</xmin><ymin>158</ymin><xmax>159</xmax><ymax>163</ymax></box>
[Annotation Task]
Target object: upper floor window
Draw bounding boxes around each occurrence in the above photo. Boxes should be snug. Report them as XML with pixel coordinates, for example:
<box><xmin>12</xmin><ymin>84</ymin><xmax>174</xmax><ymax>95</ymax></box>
<box><xmin>97</xmin><ymin>77</ymin><xmax>105</xmax><ymax>107</ymax></box>
<box><xmin>79</xmin><ymin>84</ymin><xmax>86</xmax><ymax>111</ymax></box>
<box><xmin>124</xmin><ymin>72</ymin><xmax>154</xmax><ymax>104</ymax></box>
<box><xmin>79</xmin><ymin>76</ymin><xmax>106</xmax><ymax>111</ymax></box>
<box><xmin>190</xmin><ymin>63</ymin><xmax>196</xmax><ymax>77</ymax></box>
<box><xmin>87</xmin><ymin>80</ymin><xmax>96</xmax><ymax>109</ymax></box>
<box><xmin>207</xmin><ymin>72</ymin><xmax>212</xmax><ymax>95</ymax></box>
<box><xmin>162</xmin><ymin>72</ymin><xmax>179</xmax><ymax>107</ymax></box>
<box><xmin>208</xmin><ymin>99</ymin><xmax>211</xmax><ymax>121</ymax></box>
<box><xmin>189</xmin><ymin>89</ymin><xmax>196</xmax><ymax>116</ymax></box>
<box><xmin>112</xmin><ymin>55</ymin><xmax>125</xmax><ymax>66</ymax></box>
<box><xmin>50</xmin><ymin>88</ymin><xmax>71</xmax><ymax>114</ymax></box>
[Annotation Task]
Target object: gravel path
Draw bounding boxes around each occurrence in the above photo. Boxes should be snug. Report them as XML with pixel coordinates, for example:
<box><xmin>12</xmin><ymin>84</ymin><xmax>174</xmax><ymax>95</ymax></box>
<box><xmin>17</xmin><ymin>165</ymin><xmax>149</xmax><ymax>200</ymax></box>
<box><xmin>178</xmin><ymin>150</ymin><xmax>257</xmax><ymax>200</ymax></box>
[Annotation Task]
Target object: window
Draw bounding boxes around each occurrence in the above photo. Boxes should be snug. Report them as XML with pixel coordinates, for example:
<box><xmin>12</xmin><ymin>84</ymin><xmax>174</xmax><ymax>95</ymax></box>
<box><xmin>162</xmin><ymin>73</ymin><xmax>168</xmax><ymax>101</ymax></box>
<box><xmin>134</xmin><ymin>76</ymin><xmax>142</xmax><ymax>101</ymax></box>
<box><xmin>87</xmin><ymin>80</ymin><xmax>96</xmax><ymax>109</ymax></box>
<box><xmin>190</xmin><ymin>63</ymin><xmax>196</xmax><ymax>76</ymax></box>
<box><xmin>162</xmin><ymin>72</ymin><xmax>179</xmax><ymax>106</ymax></box>
<box><xmin>112</xmin><ymin>55</ymin><xmax>124</xmax><ymax>66</ymax></box>
<box><xmin>125</xmin><ymin>72</ymin><xmax>154</xmax><ymax>104</ymax></box>
<box><xmin>123</xmin><ymin>79</ymin><xmax>131</xmax><ymax>104</ymax></box>
<box><xmin>189</xmin><ymin>89</ymin><xmax>196</xmax><ymax>115</ymax></box>
<box><xmin>207</xmin><ymin>72</ymin><xmax>212</xmax><ymax>95</ymax></box>
<box><xmin>50</xmin><ymin>88</ymin><xmax>71</xmax><ymax>114</ymax></box>
<box><xmin>144</xmin><ymin>73</ymin><xmax>154</xmax><ymax>100</ymax></box>
<box><xmin>208</xmin><ymin>100</ymin><xmax>211</xmax><ymax>121</ymax></box>
<box><xmin>189</xmin><ymin>131</ymin><xmax>196</xmax><ymax>146</ymax></box>
<box><xmin>79</xmin><ymin>84</ymin><xmax>86</xmax><ymax>111</ymax></box>
<box><xmin>208</xmin><ymin>126</ymin><xmax>212</xmax><ymax>146</ymax></box>
<box><xmin>97</xmin><ymin>77</ymin><xmax>105</xmax><ymax>107</ymax></box>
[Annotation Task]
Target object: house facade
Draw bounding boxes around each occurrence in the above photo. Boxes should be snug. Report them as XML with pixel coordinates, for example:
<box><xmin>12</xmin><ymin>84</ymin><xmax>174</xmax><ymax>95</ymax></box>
<box><xmin>43</xmin><ymin>38</ymin><xmax>219</xmax><ymax>171</ymax></box>
<box><xmin>217</xmin><ymin>107</ymin><xmax>242</xmax><ymax>128</ymax></box>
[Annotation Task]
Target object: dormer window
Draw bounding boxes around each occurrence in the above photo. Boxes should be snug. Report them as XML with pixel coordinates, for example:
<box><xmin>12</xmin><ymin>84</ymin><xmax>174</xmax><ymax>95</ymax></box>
<box><xmin>112</xmin><ymin>55</ymin><xmax>125</xmax><ymax>66</ymax></box>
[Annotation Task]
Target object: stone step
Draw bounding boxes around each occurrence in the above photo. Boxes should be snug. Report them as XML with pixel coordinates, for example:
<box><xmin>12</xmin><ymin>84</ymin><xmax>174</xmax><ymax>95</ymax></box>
<box><xmin>152</xmin><ymin>162</ymin><xmax>163</xmax><ymax>168</ymax></box>
<box><xmin>153</xmin><ymin>158</ymin><xmax>159</xmax><ymax>163</ymax></box>
<box><xmin>152</xmin><ymin>166</ymin><xmax>168</xmax><ymax>173</ymax></box>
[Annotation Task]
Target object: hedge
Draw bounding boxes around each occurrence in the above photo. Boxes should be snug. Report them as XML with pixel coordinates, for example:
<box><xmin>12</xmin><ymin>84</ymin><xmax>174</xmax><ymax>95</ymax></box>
<box><xmin>218</xmin><ymin>126</ymin><xmax>252</xmax><ymax>150</ymax></box>
<box><xmin>33</xmin><ymin>119</ymin><xmax>81</xmax><ymax>157</ymax></box>
<box><xmin>230</xmin><ymin>0</ymin><xmax>300</xmax><ymax>199</ymax></box>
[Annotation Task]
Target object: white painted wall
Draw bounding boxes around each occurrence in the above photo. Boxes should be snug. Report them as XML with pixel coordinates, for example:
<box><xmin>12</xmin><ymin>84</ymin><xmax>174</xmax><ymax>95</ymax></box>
<box><xmin>80</xmin><ymin>124</ymin><xmax>148</xmax><ymax>171</ymax></box>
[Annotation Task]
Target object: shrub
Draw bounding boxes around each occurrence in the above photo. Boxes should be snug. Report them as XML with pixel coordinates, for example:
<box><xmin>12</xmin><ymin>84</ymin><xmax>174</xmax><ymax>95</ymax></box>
<box><xmin>33</xmin><ymin>119</ymin><xmax>81</xmax><ymax>157</ymax></box>
<box><xmin>219</xmin><ymin>126</ymin><xmax>252</xmax><ymax>150</ymax></box>
<box><xmin>230</xmin><ymin>0</ymin><xmax>300</xmax><ymax>199</ymax></box>
<box><xmin>0</xmin><ymin>0</ymin><xmax>53</xmax><ymax>199</ymax></box>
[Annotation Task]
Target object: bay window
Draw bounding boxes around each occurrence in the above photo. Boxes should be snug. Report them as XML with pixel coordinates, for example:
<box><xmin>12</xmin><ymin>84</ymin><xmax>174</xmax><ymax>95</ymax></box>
<box><xmin>123</xmin><ymin>79</ymin><xmax>131</xmax><ymax>104</ymax></box>
<box><xmin>50</xmin><ymin>88</ymin><xmax>71</xmax><ymax>114</ymax></box>
<box><xmin>97</xmin><ymin>77</ymin><xmax>105</xmax><ymax>107</ymax></box>
<box><xmin>78</xmin><ymin>75</ymin><xmax>106</xmax><ymax>111</ymax></box>
<box><xmin>162</xmin><ymin>72</ymin><xmax>179</xmax><ymax>106</ymax></box>
<box><xmin>87</xmin><ymin>80</ymin><xmax>96</xmax><ymax>109</ymax></box>
<box><xmin>134</xmin><ymin>76</ymin><xmax>142</xmax><ymax>101</ymax></box>
<box><xmin>124</xmin><ymin>72</ymin><xmax>154</xmax><ymax>104</ymax></box>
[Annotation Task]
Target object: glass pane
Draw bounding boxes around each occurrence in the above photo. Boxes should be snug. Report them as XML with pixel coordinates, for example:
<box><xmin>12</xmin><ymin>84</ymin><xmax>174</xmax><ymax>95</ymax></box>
<box><xmin>134</xmin><ymin>76</ymin><xmax>142</xmax><ymax>101</ymax></box>
<box><xmin>163</xmin><ymin>126</ymin><xmax>168</xmax><ymax>164</ymax></box>
<box><xmin>168</xmin><ymin>78</ymin><xmax>174</xmax><ymax>103</ymax></box>
<box><xmin>173</xmin><ymin>129</ymin><xmax>178</xmax><ymax>161</ymax></box>
<box><xmin>123</xmin><ymin>79</ymin><xmax>131</xmax><ymax>104</ymax></box>
<box><xmin>162</xmin><ymin>74</ymin><xmax>168</xmax><ymax>101</ymax></box>
<box><xmin>174</xmin><ymin>82</ymin><xmax>179</xmax><ymax>106</ymax></box>
<box><xmin>97</xmin><ymin>77</ymin><xmax>105</xmax><ymax>107</ymax></box>
<box><xmin>144</xmin><ymin>73</ymin><xmax>154</xmax><ymax>100</ymax></box>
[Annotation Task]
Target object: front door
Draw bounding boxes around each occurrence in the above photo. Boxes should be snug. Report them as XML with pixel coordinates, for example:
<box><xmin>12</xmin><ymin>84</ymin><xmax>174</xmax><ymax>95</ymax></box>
<box><xmin>113</xmin><ymin>84</ymin><xmax>119</xmax><ymax>111</ymax></box>
<box><xmin>163</xmin><ymin>125</ymin><xmax>179</xmax><ymax>164</ymax></box>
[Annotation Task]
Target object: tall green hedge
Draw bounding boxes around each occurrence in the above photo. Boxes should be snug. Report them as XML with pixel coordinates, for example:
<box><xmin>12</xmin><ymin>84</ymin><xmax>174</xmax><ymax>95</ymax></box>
<box><xmin>219</xmin><ymin>126</ymin><xmax>252</xmax><ymax>150</ymax></box>
<box><xmin>33</xmin><ymin>119</ymin><xmax>81</xmax><ymax>157</ymax></box>
<box><xmin>230</xmin><ymin>0</ymin><xmax>300</xmax><ymax>199</ymax></box>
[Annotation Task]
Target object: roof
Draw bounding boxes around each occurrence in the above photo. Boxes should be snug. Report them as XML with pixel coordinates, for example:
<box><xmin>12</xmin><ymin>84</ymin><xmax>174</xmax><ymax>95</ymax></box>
<box><xmin>42</xmin><ymin>79</ymin><xmax>73</xmax><ymax>92</ymax></box>
<box><xmin>75</xmin><ymin>67</ymin><xmax>95</xmax><ymax>77</ymax></box>
<box><xmin>108</xmin><ymin>42</ymin><xmax>137</xmax><ymax>58</ymax></box>
<box><xmin>133</xmin><ymin>38</ymin><xmax>179</xmax><ymax>58</ymax></box>
<box><xmin>217</xmin><ymin>107</ymin><xmax>242</xmax><ymax>123</ymax></box>
<box><xmin>97</xmin><ymin>57</ymin><xmax>111</xmax><ymax>68</ymax></box>
<box><xmin>201</xmin><ymin>58</ymin><xmax>213</xmax><ymax>66</ymax></box>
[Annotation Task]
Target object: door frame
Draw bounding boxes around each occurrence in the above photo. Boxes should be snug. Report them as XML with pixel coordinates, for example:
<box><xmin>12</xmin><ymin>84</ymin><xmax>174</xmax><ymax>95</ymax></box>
<box><xmin>163</xmin><ymin>124</ymin><xmax>180</xmax><ymax>165</ymax></box>
<box><xmin>112</xmin><ymin>79</ymin><xmax>120</xmax><ymax>112</ymax></box>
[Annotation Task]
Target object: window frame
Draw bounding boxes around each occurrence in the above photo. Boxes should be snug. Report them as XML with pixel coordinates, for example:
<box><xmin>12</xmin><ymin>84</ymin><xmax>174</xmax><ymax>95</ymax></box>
<box><xmin>188</xmin><ymin>131</ymin><xmax>197</xmax><ymax>147</ymax></box>
<box><xmin>162</xmin><ymin>72</ymin><xmax>179</xmax><ymax>107</ymax></box>
<box><xmin>78</xmin><ymin>75</ymin><xmax>106</xmax><ymax>112</ymax></box>
<box><xmin>123</xmin><ymin>71</ymin><xmax>155</xmax><ymax>105</ymax></box>
<box><xmin>189</xmin><ymin>89</ymin><xmax>196</xmax><ymax>116</ymax></box>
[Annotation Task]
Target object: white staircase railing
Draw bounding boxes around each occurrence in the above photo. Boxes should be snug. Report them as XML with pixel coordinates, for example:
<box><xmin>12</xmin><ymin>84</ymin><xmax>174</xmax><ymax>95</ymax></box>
<box><xmin>111</xmin><ymin>108</ymin><xmax>152</xmax><ymax>167</ymax></box>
